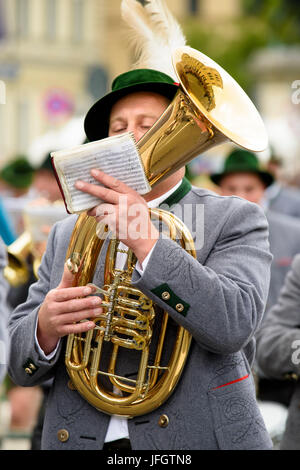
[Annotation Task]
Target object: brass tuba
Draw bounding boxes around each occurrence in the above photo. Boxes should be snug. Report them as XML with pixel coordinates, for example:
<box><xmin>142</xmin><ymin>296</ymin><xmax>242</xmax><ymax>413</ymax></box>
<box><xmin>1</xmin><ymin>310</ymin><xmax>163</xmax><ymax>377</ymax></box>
<box><xmin>4</xmin><ymin>200</ymin><xmax>67</xmax><ymax>287</ymax></box>
<box><xmin>65</xmin><ymin>46</ymin><xmax>268</xmax><ymax>417</ymax></box>
<box><xmin>4</xmin><ymin>231</ymin><xmax>33</xmax><ymax>287</ymax></box>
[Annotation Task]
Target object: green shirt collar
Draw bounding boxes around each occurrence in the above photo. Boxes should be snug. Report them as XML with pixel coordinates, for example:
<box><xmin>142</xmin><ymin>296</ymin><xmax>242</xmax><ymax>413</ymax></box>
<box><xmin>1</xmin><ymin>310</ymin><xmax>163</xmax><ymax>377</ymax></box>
<box><xmin>159</xmin><ymin>177</ymin><xmax>192</xmax><ymax>208</ymax></box>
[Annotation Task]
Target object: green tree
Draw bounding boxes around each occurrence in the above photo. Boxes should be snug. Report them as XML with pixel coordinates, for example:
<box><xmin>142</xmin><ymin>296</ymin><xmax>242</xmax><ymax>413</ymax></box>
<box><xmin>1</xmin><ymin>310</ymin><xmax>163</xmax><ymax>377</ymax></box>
<box><xmin>184</xmin><ymin>0</ymin><xmax>300</xmax><ymax>93</ymax></box>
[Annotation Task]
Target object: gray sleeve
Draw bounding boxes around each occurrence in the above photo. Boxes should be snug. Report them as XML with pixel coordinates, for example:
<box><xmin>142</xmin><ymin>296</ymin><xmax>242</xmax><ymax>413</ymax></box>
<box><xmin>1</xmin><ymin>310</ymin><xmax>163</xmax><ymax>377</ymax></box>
<box><xmin>132</xmin><ymin>201</ymin><xmax>272</xmax><ymax>355</ymax></box>
<box><xmin>8</xmin><ymin>224</ymin><xmax>63</xmax><ymax>387</ymax></box>
<box><xmin>0</xmin><ymin>240</ymin><xmax>9</xmax><ymax>384</ymax></box>
<box><xmin>256</xmin><ymin>254</ymin><xmax>300</xmax><ymax>379</ymax></box>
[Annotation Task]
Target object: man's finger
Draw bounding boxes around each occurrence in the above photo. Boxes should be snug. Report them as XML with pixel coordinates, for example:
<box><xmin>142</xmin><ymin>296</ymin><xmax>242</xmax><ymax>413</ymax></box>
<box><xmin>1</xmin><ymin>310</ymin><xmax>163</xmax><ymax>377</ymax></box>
<box><xmin>57</xmin><ymin>307</ymin><xmax>103</xmax><ymax>325</ymax></box>
<box><xmin>53</xmin><ymin>285</ymin><xmax>96</xmax><ymax>302</ymax></box>
<box><xmin>58</xmin><ymin>263</ymin><xmax>77</xmax><ymax>289</ymax></box>
<box><xmin>75</xmin><ymin>179</ymin><xmax>120</xmax><ymax>204</ymax></box>
<box><xmin>51</xmin><ymin>292</ymin><xmax>102</xmax><ymax>311</ymax></box>
<box><xmin>56</xmin><ymin>263</ymin><xmax>98</xmax><ymax>299</ymax></box>
<box><xmin>59</xmin><ymin>320</ymin><xmax>96</xmax><ymax>337</ymax></box>
<box><xmin>91</xmin><ymin>169</ymin><xmax>133</xmax><ymax>195</ymax></box>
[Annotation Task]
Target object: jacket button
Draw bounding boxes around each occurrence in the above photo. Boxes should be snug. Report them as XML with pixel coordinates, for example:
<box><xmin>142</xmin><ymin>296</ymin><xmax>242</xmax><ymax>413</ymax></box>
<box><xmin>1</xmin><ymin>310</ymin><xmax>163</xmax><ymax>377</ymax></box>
<box><xmin>25</xmin><ymin>367</ymin><xmax>33</xmax><ymax>375</ymax></box>
<box><xmin>161</xmin><ymin>291</ymin><xmax>170</xmax><ymax>300</ymax></box>
<box><xmin>57</xmin><ymin>429</ymin><xmax>69</xmax><ymax>442</ymax></box>
<box><xmin>175</xmin><ymin>303</ymin><xmax>184</xmax><ymax>312</ymax></box>
<box><xmin>158</xmin><ymin>414</ymin><xmax>169</xmax><ymax>428</ymax></box>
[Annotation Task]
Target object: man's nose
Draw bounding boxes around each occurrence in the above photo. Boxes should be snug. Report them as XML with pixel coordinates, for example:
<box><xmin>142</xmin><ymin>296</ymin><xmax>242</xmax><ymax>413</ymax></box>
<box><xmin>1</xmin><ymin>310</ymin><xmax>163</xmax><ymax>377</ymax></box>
<box><xmin>127</xmin><ymin>125</ymin><xmax>143</xmax><ymax>142</ymax></box>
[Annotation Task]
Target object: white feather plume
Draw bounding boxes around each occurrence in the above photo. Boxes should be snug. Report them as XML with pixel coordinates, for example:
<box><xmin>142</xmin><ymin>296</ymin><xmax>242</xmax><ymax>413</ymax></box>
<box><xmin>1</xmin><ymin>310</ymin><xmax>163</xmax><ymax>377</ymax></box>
<box><xmin>121</xmin><ymin>0</ymin><xmax>187</xmax><ymax>80</ymax></box>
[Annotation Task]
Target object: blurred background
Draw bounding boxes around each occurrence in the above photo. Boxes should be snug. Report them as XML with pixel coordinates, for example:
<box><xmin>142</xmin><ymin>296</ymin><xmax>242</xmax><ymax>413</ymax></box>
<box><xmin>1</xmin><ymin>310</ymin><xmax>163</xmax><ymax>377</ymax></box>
<box><xmin>0</xmin><ymin>0</ymin><xmax>299</xmax><ymax>450</ymax></box>
<box><xmin>0</xmin><ymin>0</ymin><xmax>299</xmax><ymax>185</ymax></box>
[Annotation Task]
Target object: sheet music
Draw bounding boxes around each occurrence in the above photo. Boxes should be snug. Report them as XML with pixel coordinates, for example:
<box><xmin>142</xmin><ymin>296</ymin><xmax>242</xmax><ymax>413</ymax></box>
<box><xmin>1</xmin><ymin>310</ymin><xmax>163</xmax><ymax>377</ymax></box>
<box><xmin>52</xmin><ymin>133</ymin><xmax>151</xmax><ymax>213</ymax></box>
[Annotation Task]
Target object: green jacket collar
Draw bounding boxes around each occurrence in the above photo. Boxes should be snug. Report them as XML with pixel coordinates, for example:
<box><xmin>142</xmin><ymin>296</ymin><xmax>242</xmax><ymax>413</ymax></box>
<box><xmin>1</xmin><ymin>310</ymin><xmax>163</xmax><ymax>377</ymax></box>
<box><xmin>159</xmin><ymin>177</ymin><xmax>192</xmax><ymax>208</ymax></box>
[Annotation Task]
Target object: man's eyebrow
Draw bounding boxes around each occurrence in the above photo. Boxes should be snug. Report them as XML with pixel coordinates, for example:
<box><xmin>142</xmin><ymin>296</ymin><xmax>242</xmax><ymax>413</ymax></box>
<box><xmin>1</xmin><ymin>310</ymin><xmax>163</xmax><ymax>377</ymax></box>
<box><xmin>110</xmin><ymin>117</ymin><xmax>126</xmax><ymax>123</ymax></box>
<box><xmin>110</xmin><ymin>113</ymin><xmax>158</xmax><ymax>122</ymax></box>
<box><xmin>138</xmin><ymin>113</ymin><xmax>159</xmax><ymax>119</ymax></box>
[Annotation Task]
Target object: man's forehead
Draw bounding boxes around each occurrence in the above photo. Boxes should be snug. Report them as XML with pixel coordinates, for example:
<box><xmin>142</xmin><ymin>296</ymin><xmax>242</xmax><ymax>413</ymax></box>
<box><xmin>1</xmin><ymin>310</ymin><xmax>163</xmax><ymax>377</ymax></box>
<box><xmin>110</xmin><ymin>91</ymin><xmax>170</xmax><ymax>112</ymax></box>
<box><xmin>110</xmin><ymin>112</ymin><xmax>161</xmax><ymax>122</ymax></box>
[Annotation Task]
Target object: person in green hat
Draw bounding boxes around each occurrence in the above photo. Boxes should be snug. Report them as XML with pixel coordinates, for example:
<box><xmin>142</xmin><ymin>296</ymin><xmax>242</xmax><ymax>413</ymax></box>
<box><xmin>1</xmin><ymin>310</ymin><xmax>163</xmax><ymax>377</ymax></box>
<box><xmin>0</xmin><ymin>157</ymin><xmax>36</xmax><ymax>236</ymax></box>
<box><xmin>8</xmin><ymin>2</ymin><xmax>273</xmax><ymax>451</ymax></box>
<box><xmin>84</xmin><ymin>68</ymin><xmax>179</xmax><ymax>143</ymax></box>
<box><xmin>32</xmin><ymin>153</ymin><xmax>63</xmax><ymax>203</ymax></box>
<box><xmin>8</xmin><ymin>65</ymin><xmax>274</xmax><ymax>451</ymax></box>
<box><xmin>0</xmin><ymin>157</ymin><xmax>35</xmax><ymax>195</ymax></box>
<box><xmin>212</xmin><ymin>148</ymin><xmax>300</xmax><ymax>427</ymax></box>
<box><xmin>210</xmin><ymin>149</ymin><xmax>274</xmax><ymax>205</ymax></box>
<box><xmin>211</xmin><ymin>148</ymin><xmax>300</xmax><ymax>311</ymax></box>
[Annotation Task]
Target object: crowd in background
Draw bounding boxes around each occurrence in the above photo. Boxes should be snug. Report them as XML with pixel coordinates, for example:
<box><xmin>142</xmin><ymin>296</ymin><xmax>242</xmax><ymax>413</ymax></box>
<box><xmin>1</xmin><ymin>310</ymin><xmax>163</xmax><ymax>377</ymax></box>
<box><xmin>1</xmin><ymin>147</ymin><xmax>300</xmax><ymax>449</ymax></box>
<box><xmin>0</xmin><ymin>153</ymin><xmax>66</xmax><ymax>449</ymax></box>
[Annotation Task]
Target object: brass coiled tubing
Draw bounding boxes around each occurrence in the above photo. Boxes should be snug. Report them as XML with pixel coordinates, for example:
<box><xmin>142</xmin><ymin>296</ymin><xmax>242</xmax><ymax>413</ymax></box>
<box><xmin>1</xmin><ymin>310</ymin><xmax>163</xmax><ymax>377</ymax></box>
<box><xmin>65</xmin><ymin>209</ymin><xmax>195</xmax><ymax>417</ymax></box>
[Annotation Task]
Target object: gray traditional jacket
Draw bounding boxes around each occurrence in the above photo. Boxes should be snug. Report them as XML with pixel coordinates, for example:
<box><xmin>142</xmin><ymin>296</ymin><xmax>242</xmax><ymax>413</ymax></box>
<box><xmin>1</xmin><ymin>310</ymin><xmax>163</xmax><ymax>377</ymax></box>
<box><xmin>256</xmin><ymin>254</ymin><xmax>300</xmax><ymax>450</ymax></box>
<box><xmin>266</xmin><ymin>209</ymin><xmax>300</xmax><ymax>313</ymax></box>
<box><xmin>265</xmin><ymin>183</ymin><xmax>300</xmax><ymax>219</ymax></box>
<box><xmin>8</xmin><ymin>182</ymin><xmax>273</xmax><ymax>450</ymax></box>
<box><xmin>255</xmin><ymin>211</ymin><xmax>300</xmax><ymax>405</ymax></box>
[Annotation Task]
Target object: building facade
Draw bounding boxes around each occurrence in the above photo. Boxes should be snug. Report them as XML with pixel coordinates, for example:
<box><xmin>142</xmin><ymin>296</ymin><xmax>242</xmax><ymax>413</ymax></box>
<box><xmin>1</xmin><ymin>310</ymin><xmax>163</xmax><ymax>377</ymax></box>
<box><xmin>0</xmin><ymin>0</ymin><xmax>239</xmax><ymax>166</ymax></box>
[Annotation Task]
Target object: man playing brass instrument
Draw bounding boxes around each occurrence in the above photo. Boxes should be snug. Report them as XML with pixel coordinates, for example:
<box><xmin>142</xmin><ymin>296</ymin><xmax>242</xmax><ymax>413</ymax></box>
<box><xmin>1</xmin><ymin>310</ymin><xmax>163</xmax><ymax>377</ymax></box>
<box><xmin>8</xmin><ymin>66</ymin><xmax>273</xmax><ymax>450</ymax></box>
<box><xmin>8</xmin><ymin>0</ymin><xmax>273</xmax><ymax>451</ymax></box>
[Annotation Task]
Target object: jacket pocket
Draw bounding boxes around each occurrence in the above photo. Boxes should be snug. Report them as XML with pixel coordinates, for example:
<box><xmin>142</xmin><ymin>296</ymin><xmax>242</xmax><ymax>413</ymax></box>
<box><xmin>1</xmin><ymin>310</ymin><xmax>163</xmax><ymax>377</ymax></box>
<box><xmin>208</xmin><ymin>374</ymin><xmax>273</xmax><ymax>450</ymax></box>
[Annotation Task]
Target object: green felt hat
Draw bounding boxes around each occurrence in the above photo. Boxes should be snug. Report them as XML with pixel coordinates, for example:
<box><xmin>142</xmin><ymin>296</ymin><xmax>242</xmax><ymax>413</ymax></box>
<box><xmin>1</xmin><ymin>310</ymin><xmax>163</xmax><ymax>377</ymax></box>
<box><xmin>210</xmin><ymin>149</ymin><xmax>274</xmax><ymax>187</ymax></box>
<box><xmin>84</xmin><ymin>68</ymin><xmax>179</xmax><ymax>142</ymax></box>
<box><xmin>0</xmin><ymin>157</ymin><xmax>35</xmax><ymax>189</ymax></box>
